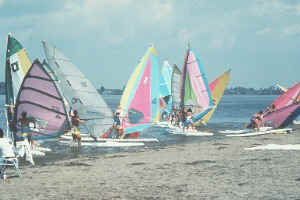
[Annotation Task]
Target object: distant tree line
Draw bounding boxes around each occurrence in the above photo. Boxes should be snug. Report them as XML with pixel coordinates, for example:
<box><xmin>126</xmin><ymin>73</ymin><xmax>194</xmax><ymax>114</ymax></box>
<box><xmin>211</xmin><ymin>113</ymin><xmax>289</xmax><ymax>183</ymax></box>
<box><xmin>224</xmin><ymin>86</ymin><xmax>283</xmax><ymax>95</ymax></box>
<box><xmin>0</xmin><ymin>82</ymin><xmax>284</xmax><ymax>96</ymax></box>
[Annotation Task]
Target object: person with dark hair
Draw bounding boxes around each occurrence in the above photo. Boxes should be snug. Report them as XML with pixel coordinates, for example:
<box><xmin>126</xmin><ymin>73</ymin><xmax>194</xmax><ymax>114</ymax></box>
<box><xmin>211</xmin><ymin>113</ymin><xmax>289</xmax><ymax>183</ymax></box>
<box><xmin>185</xmin><ymin>108</ymin><xmax>194</xmax><ymax>131</ymax></box>
<box><xmin>17</xmin><ymin>111</ymin><xmax>35</xmax><ymax>147</ymax></box>
<box><xmin>113</xmin><ymin>111</ymin><xmax>121</xmax><ymax>138</ymax></box>
<box><xmin>70</xmin><ymin>109</ymin><xmax>85</xmax><ymax>148</ymax></box>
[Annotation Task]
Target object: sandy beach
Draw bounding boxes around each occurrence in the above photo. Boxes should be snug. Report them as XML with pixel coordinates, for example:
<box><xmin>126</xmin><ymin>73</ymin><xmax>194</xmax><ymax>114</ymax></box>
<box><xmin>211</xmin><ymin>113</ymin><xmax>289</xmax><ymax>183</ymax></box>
<box><xmin>1</xmin><ymin>128</ymin><xmax>300</xmax><ymax>200</ymax></box>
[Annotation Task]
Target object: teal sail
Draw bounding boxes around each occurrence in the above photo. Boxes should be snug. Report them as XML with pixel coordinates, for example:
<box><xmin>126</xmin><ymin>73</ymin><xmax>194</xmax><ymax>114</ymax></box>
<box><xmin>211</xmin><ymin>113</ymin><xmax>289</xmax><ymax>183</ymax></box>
<box><xmin>159</xmin><ymin>60</ymin><xmax>173</xmax><ymax>114</ymax></box>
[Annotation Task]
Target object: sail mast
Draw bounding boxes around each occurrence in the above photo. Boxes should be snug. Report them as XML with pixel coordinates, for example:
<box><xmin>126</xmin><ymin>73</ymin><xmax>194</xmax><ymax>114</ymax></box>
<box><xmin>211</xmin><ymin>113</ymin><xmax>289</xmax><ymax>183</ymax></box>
<box><xmin>5</xmin><ymin>35</ymin><xmax>13</xmax><ymax>119</ymax></box>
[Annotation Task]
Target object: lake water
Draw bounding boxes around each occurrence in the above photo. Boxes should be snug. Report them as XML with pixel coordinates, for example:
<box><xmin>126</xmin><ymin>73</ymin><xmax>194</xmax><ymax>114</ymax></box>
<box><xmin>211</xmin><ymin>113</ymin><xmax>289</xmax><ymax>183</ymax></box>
<box><xmin>0</xmin><ymin>94</ymin><xmax>280</xmax><ymax>165</ymax></box>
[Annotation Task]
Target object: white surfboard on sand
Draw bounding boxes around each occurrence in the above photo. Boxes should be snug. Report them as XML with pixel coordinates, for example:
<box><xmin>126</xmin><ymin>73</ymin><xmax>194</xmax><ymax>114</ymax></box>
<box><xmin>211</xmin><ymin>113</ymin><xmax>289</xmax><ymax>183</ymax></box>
<box><xmin>60</xmin><ymin>135</ymin><xmax>158</xmax><ymax>142</ymax></box>
<box><xmin>226</xmin><ymin>128</ymin><xmax>293</xmax><ymax>137</ymax></box>
<box><xmin>219</xmin><ymin>127</ymin><xmax>272</xmax><ymax>134</ymax></box>
<box><xmin>59</xmin><ymin>140</ymin><xmax>145</xmax><ymax>147</ymax></box>
<box><xmin>155</xmin><ymin>121</ymin><xmax>171</xmax><ymax>127</ymax></box>
<box><xmin>245</xmin><ymin>144</ymin><xmax>300</xmax><ymax>150</ymax></box>
<box><xmin>168</xmin><ymin>124</ymin><xmax>214</xmax><ymax>136</ymax></box>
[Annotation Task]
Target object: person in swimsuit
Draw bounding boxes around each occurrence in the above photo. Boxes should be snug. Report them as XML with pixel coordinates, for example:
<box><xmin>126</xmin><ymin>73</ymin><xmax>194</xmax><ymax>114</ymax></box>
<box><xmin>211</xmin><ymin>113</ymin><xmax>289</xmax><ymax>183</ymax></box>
<box><xmin>70</xmin><ymin>110</ymin><xmax>85</xmax><ymax>148</ymax></box>
<box><xmin>113</xmin><ymin>112</ymin><xmax>122</xmax><ymax>138</ymax></box>
<box><xmin>17</xmin><ymin>112</ymin><xmax>35</xmax><ymax>148</ymax></box>
<box><xmin>185</xmin><ymin>108</ymin><xmax>194</xmax><ymax>131</ymax></box>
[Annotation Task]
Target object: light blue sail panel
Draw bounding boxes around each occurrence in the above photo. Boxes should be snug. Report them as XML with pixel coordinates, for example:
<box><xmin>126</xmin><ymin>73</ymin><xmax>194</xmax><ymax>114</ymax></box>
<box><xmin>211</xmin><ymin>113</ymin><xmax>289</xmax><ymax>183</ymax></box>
<box><xmin>150</xmin><ymin>52</ymin><xmax>160</xmax><ymax>122</ymax></box>
<box><xmin>160</xmin><ymin>61</ymin><xmax>173</xmax><ymax>97</ymax></box>
<box><xmin>160</xmin><ymin>61</ymin><xmax>173</xmax><ymax>114</ymax></box>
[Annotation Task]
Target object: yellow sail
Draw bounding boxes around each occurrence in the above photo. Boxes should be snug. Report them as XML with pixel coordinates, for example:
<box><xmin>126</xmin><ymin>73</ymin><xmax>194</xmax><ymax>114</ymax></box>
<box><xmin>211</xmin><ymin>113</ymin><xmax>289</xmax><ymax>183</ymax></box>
<box><xmin>195</xmin><ymin>69</ymin><xmax>231</xmax><ymax>126</ymax></box>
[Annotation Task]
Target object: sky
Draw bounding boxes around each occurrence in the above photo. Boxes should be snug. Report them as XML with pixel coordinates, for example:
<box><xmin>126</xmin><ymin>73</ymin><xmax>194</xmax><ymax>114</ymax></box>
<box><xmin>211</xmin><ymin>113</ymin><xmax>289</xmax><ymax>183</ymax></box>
<box><xmin>0</xmin><ymin>0</ymin><xmax>299</xmax><ymax>89</ymax></box>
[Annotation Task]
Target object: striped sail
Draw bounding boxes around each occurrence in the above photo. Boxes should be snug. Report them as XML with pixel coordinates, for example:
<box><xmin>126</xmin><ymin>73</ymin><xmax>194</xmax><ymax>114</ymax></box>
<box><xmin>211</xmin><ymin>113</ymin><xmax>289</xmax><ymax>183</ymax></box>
<box><xmin>5</xmin><ymin>35</ymin><xmax>32</xmax><ymax>129</ymax></box>
<box><xmin>196</xmin><ymin>69</ymin><xmax>231</xmax><ymax>125</ymax></box>
<box><xmin>170</xmin><ymin>64</ymin><xmax>182</xmax><ymax>110</ymax></box>
<box><xmin>42</xmin><ymin>41</ymin><xmax>113</xmax><ymax>137</ymax></box>
<box><xmin>14</xmin><ymin>60</ymin><xmax>70</xmax><ymax>139</ymax></box>
<box><xmin>159</xmin><ymin>61</ymin><xmax>173</xmax><ymax>114</ymax></box>
<box><xmin>180</xmin><ymin>46</ymin><xmax>214</xmax><ymax>122</ymax></box>
<box><xmin>119</xmin><ymin>45</ymin><xmax>160</xmax><ymax>134</ymax></box>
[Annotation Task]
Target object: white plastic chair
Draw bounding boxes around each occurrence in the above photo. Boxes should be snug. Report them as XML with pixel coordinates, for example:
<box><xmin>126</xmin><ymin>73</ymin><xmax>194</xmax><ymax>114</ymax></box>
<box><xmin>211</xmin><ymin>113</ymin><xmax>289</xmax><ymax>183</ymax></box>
<box><xmin>0</xmin><ymin>138</ymin><xmax>21</xmax><ymax>177</ymax></box>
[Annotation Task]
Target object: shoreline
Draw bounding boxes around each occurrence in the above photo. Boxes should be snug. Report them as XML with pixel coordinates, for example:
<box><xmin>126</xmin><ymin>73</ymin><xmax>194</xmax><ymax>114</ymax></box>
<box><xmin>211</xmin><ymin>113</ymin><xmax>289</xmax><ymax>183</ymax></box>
<box><xmin>1</xmin><ymin>128</ymin><xmax>300</xmax><ymax>199</ymax></box>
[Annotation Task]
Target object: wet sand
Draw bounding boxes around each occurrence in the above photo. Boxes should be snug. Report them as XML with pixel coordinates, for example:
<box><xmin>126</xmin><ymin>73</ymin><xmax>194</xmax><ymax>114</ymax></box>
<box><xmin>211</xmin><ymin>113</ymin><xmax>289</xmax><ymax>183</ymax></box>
<box><xmin>1</xmin><ymin>129</ymin><xmax>300</xmax><ymax>200</ymax></box>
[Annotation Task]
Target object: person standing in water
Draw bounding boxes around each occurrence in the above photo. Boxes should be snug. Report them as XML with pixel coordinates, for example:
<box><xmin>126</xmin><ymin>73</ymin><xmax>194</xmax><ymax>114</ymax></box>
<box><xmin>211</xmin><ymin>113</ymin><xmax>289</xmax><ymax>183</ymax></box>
<box><xmin>17</xmin><ymin>111</ymin><xmax>35</xmax><ymax>148</ymax></box>
<box><xmin>185</xmin><ymin>108</ymin><xmax>194</xmax><ymax>131</ymax></box>
<box><xmin>70</xmin><ymin>110</ymin><xmax>85</xmax><ymax>148</ymax></box>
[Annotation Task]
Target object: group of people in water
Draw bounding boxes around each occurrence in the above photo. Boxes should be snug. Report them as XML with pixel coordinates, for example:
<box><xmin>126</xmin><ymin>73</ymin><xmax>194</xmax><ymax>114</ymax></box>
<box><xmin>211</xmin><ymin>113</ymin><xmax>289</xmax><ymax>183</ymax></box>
<box><xmin>4</xmin><ymin>91</ymin><xmax>300</xmax><ymax>148</ymax></box>
<box><xmin>163</xmin><ymin>107</ymin><xmax>197</xmax><ymax>131</ymax></box>
<box><xmin>3</xmin><ymin>102</ymin><xmax>129</xmax><ymax>149</ymax></box>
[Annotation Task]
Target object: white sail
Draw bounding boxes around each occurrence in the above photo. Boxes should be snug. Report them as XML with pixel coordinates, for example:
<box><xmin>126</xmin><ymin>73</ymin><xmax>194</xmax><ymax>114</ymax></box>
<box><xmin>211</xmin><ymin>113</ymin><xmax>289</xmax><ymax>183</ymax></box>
<box><xmin>42</xmin><ymin>41</ymin><xmax>113</xmax><ymax>137</ymax></box>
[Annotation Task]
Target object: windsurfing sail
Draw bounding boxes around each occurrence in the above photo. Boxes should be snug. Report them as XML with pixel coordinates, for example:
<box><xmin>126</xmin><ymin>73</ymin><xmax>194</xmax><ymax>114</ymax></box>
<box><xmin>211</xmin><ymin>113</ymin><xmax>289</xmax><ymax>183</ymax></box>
<box><xmin>119</xmin><ymin>45</ymin><xmax>160</xmax><ymax>135</ymax></box>
<box><xmin>260</xmin><ymin>82</ymin><xmax>300</xmax><ymax>128</ymax></box>
<box><xmin>170</xmin><ymin>64</ymin><xmax>181</xmax><ymax>110</ymax></box>
<box><xmin>159</xmin><ymin>61</ymin><xmax>173</xmax><ymax>114</ymax></box>
<box><xmin>5</xmin><ymin>34</ymin><xmax>32</xmax><ymax>130</ymax></box>
<box><xmin>262</xmin><ymin>102</ymin><xmax>300</xmax><ymax>128</ymax></box>
<box><xmin>196</xmin><ymin>69</ymin><xmax>231</xmax><ymax>125</ymax></box>
<box><xmin>179</xmin><ymin>45</ymin><xmax>214</xmax><ymax>122</ymax></box>
<box><xmin>13</xmin><ymin>59</ymin><xmax>70</xmax><ymax>139</ymax></box>
<box><xmin>42</xmin><ymin>41</ymin><xmax>113</xmax><ymax>137</ymax></box>
<box><xmin>268</xmin><ymin>82</ymin><xmax>300</xmax><ymax>110</ymax></box>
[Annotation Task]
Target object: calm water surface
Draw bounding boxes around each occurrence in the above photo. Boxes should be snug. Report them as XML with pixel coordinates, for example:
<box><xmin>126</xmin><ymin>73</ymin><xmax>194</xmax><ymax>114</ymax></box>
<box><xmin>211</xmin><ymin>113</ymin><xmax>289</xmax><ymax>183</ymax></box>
<box><xmin>0</xmin><ymin>94</ymin><xmax>279</xmax><ymax>165</ymax></box>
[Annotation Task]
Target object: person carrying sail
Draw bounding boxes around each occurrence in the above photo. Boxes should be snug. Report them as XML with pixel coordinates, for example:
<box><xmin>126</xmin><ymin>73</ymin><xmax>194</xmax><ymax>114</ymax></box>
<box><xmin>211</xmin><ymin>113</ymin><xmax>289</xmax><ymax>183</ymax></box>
<box><xmin>70</xmin><ymin>109</ymin><xmax>85</xmax><ymax>148</ymax></box>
